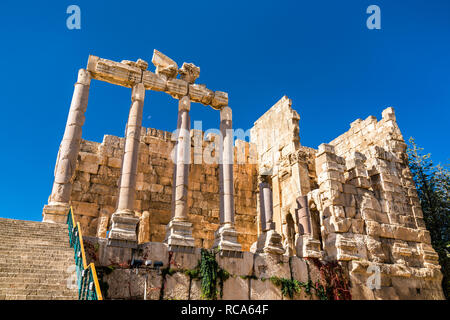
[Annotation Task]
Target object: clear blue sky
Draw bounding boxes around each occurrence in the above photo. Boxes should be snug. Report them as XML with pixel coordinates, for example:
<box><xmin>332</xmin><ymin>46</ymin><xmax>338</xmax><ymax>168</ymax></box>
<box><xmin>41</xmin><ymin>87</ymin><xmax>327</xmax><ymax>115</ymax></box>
<box><xmin>0</xmin><ymin>0</ymin><xmax>449</xmax><ymax>221</ymax></box>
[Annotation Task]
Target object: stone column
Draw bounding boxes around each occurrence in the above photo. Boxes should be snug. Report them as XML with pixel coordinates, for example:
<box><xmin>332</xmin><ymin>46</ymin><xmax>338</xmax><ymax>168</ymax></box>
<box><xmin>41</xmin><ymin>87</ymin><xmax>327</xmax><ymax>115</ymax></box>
<box><xmin>170</xmin><ymin>109</ymin><xmax>182</xmax><ymax>219</ymax></box>
<box><xmin>108</xmin><ymin>83</ymin><xmax>145</xmax><ymax>248</ymax></box>
<box><xmin>295</xmin><ymin>195</ymin><xmax>323</xmax><ymax>259</ymax></box>
<box><xmin>43</xmin><ymin>69</ymin><xmax>91</xmax><ymax>223</ymax></box>
<box><xmin>255</xmin><ymin>176</ymin><xmax>284</xmax><ymax>254</ymax></box>
<box><xmin>260</xmin><ymin>180</ymin><xmax>274</xmax><ymax>232</ymax></box>
<box><xmin>297</xmin><ymin>195</ymin><xmax>312</xmax><ymax>235</ymax></box>
<box><xmin>165</xmin><ymin>96</ymin><xmax>195</xmax><ymax>250</ymax></box>
<box><xmin>213</xmin><ymin>106</ymin><xmax>242</xmax><ymax>252</ymax></box>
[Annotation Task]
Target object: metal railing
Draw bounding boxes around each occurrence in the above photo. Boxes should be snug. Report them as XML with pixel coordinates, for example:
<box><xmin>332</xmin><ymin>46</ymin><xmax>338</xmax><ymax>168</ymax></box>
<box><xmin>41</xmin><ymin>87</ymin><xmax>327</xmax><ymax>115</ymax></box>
<box><xmin>67</xmin><ymin>207</ymin><xmax>103</xmax><ymax>300</ymax></box>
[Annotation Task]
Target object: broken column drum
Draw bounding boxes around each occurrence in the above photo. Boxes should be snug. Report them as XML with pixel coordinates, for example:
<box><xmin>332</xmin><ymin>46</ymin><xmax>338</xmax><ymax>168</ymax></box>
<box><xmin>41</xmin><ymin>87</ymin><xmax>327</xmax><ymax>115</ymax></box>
<box><xmin>254</xmin><ymin>177</ymin><xmax>285</xmax><ymax>255</ymax></box>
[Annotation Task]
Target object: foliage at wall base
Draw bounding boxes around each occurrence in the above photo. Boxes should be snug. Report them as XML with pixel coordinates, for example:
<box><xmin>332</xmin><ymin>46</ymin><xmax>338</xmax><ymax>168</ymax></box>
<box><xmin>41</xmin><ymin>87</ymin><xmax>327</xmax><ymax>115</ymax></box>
<box><xmin>185</xmin><ymin>248</ymin><xmax>230</xmax><ymax>300</ymax></box>
<box><xmin>269</xmin><ymin>276</ymin><xmax>314</xmax><ymax>299</ymax></box>
<box><xmin>308</xmin><ymin>258</ymin><xmax>351</xmax><ymax>300</ymax></box>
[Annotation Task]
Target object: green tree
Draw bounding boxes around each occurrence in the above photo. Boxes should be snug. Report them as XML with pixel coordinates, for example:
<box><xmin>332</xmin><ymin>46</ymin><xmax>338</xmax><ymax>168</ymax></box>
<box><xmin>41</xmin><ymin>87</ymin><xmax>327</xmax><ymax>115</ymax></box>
<box><xmin>407</xmin><ymin>138</ymin><xmax>450</xmax><ymax>299</ymax></box>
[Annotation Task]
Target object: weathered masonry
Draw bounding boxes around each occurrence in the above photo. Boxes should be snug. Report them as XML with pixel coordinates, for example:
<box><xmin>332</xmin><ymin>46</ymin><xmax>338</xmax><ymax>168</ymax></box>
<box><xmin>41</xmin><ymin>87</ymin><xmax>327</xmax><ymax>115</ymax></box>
<box><xmin>43</xmin><ymin>50</ymin><xmax>241</xmax><ymax>254</ymax></box>
<box><xmin>42</xmin><ymin>51</ymin><xmax>445</xmax><ymax>300</ymax></box>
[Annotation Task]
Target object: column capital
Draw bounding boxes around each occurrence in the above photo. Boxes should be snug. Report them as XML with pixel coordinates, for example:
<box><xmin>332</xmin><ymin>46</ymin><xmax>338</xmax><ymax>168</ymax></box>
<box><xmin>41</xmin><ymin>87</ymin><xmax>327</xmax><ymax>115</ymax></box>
<box><xmin>179</xmin><ymin>95</ymin><xmax>191</xmax><ymax>111</ymax></box>
<box><xmin>76</xmin><ymin>68</ymin><xmax>91</xmax><ymax>86</ymax></box>
<box><xmin>179</xmin><ymin>62</ymin><xmax>200</xmax><ymax>84</ymax></box>
<box><xmin>131</xmin><ymin>83</ymin><xmax>145</xmax><ymax>102</ymax></box>
<box><xmin>220</xmin><ymin>106</ymin><xmax>232</xmax><ymax>121</ymax></box>
<box><xmin>258</xmin><ymin>174</ymin><xmax>271</xmax><ymax>184</ymax></box>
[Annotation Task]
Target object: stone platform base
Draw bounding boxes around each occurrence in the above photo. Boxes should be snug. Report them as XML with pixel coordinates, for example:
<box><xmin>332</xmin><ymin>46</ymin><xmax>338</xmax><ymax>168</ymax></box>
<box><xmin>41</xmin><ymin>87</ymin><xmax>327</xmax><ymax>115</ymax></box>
<box><xmin>42</xmin><ymin>203</ymin><xmax>69</xmax><ymax>224</ymax></box>
<box><xmin>213</xmin><ymin>225</ymin><xmax>242</xmax><ymax>252</ymax></box>
<box><xmin>165</xmin><ymin>219</ymin><xmax>195</xmax><ymax>250</ymax></box>
<box><xmin>295</xmin><ymin>234</ymin><xmax>323</xmax><ymax>259</ymax></box>
<box><xmin>80</xmin><ymin>237</ymin><xmax>445</xmax><ymax>300</ymax></box>
<box><xmin>108</xmin><ymin>211</ymin><xmax>139</xmax><ymax>248</ymax></box>
<box><xmin>253</xmin><ymin>230</ymin><xmax>285</xmax><ymax>255</ymax></box>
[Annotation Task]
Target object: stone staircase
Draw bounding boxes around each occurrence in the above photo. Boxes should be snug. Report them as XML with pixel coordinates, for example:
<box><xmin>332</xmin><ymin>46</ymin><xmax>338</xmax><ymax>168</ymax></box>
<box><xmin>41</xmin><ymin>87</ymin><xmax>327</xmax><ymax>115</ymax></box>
<box><xmin>0</xmin><ymin>218</ymin><xmax>78</xmax><ymax>300</ymax></box>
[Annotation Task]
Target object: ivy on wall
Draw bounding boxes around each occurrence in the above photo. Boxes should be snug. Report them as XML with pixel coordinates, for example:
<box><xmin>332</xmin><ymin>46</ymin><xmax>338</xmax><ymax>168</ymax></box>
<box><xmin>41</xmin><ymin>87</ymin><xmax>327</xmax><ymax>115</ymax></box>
<box><xmin>125</xmin><ymin>247</ymin><xmax>350</xmax><ymax>300</ymax></box>
<box><xmin>269</xmin><ymin>276</ymin><xmax>314</xmax><ymax>299</ymax></box>
<box><xmin>185</xmin><ymin>248</ymin><xmax>230</xmax><ymax>300</ymax></box>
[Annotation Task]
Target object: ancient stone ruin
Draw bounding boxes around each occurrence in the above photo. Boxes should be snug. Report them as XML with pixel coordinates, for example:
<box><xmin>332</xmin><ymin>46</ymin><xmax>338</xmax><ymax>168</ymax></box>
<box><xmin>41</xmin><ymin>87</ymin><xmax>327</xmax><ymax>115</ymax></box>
<box><xmin>40</xmin><ymin>51</ymin><xmax>445</xmax><ymax>300</ymax></box>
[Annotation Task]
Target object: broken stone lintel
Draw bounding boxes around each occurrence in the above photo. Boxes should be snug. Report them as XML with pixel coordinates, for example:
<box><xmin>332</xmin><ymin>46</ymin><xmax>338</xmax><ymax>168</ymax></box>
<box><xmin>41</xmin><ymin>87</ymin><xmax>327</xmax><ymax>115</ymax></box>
<box><xmin>86</xmin><ymin>55</ymin><xmax>228</xmax><ymax>109</ymax></box>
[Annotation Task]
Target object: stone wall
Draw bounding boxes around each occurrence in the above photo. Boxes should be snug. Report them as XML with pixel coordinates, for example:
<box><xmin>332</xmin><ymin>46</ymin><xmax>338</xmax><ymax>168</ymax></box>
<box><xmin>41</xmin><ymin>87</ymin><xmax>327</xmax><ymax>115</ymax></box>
<box><xmin>247</xmin><ymin>97</ymin><xmax>444</xmax><ymax>299</ymax></box>
<box><xmin>54</xmin><ymin>95</ymin><xmax>445</xmax><ymax>299</ymax></box>
<box><xmin>83</xmin><ymin>237</ymin><xmax>443</xmax><ymax>300</ymax></box>
<box><xmin>83</xmin><ymin>237</ymin><xmax>324</xmax><ymax>300</ymax></box>
<box><xmin>250</xmin><ymin>96</ymin><xmax>317</xmax><ymax>255</ymax></box>
<box><xmin>311</xmin><ymin>107</ymin><xmax>443</xmax><ymax>299</ymax></box>
<box><xmin>69</xmin><ymin>127</ymin><xmax>258</xmax><ymax>251</ymax></box>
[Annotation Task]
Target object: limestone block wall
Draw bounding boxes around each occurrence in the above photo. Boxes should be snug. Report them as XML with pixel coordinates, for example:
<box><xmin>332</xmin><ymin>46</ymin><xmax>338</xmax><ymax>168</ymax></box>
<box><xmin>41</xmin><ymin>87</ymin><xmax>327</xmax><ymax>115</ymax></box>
<box><xmin>83</xmin><ymin>237</ymin><xmax>442</xmax><ymax>300</ymax></box>
<box><xmin>68</xmin><ymin>127</ymin><xmax>258</xmax><ymax>251</ymax></box>
<box><xmin>247</xmin><ymin>97</ymin><xmax>444</xmax><ymax>298</ymax></box>
<box><xmin>83</xmin><ymin>238</ymin><xmax>326</xmax><ymax>300</ymax></box>
<box><xmin>250</xmin><ymin>95</ymin><xmax>301</xmax><ymax>174</ymax></box>
<box><xmin>312</xmin><ymin>107</ymin><xmax>443</xmax><ymax>298</ymax></box>
<box><xmin>250</xmin><ymin>96</ymin><xmax>317</xmax><ymax>255</ymax></box>
<box><xmin>55</xmin><ymin>94</ymin><xmax>445</xmax><ymax>299</ymax></box>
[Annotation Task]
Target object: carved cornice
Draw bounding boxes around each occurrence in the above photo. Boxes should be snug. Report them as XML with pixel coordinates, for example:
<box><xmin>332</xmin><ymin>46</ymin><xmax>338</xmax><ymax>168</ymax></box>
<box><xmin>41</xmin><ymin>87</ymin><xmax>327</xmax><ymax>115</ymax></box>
<box><xmin>86</xmin><ymin>53</ymin><xmax>228</xmax><ymax>109</ymax></box>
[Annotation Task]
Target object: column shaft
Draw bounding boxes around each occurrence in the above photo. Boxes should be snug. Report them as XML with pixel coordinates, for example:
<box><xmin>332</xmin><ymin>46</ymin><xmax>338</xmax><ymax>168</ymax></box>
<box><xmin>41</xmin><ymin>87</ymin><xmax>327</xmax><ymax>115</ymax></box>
<box><xmin>170</xmin><ymin>111</ymin><xmax>182</xmax><ymax>218</ymax></box>
<box><xmin>165</xmin><ymin>96</ymin><xmax>195</xmax><ymax>249</ymax></box>
<box><xmin>173</xmin><ymin>96</ymin><xmax>191</xmax><ymax>221</ymax></box>
<box><xmin>51</xmin><ymin>69</ymin><xmax>91</xmax><ymax>204</ymax></box>
<box><xmin>214</xmin><ymin>106</ymin><xmax>241</xmax><ymax>252</ymax></box>
<box><xmin>255</xmin><ymin>178</ymin><xmax>285</xmax><ymax>255</ymax></box>
<box><xmin>116</xmin><ymin>83</ymin><xmax>145</xmax><ymax>212</ymax></box>
<box><xmin>296</xmin><ymin>195</ymin><xmax>312</xmax><ymax>235</ymax></box>
<box><xmin>259</xmin><ymin>182</ymin><xmax>274</xmax><ymax>231</ymax></box>
<box><xmin>219</xmin><ymin>106</ymin><xmax>234</xmax><ymax>226</ymax></box>
<box><xmin>43</xmin><ymin>69</ymin><xmax>90</xmax><ymax>223</ymax></box>
<box><xmin>108</xmin><ymin>83</ymin><xmax>145</xmax><ymax>247</ymax></box>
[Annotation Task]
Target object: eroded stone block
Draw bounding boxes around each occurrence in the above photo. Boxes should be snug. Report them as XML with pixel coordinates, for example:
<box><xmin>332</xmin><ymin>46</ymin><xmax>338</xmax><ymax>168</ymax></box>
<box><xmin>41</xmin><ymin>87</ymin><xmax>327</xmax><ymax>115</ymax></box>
<box><xmin>253</xmin><ymin>253</ymin><xmax>290</xmax><ymax>279</ymax></box>
<box><xmin>222</xmin><ymin>277</ymin><xmax>249</xmax><ymax>300</ymax></box>
<box><xmin>163</xmin><ymin>273</ymin><xmax>190</xmax><ymax>300</ymax></box>
<box><xmin>250</xmin><ymin>279</ymin><xmax>282</xmax><ymax>300</ymax></box>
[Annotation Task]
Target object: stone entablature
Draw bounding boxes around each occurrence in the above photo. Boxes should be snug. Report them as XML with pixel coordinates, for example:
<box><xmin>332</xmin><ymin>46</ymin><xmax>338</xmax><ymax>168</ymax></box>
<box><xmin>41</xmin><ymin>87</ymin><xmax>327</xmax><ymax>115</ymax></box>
<box><xmin>87</xmin><ymin>53</ymin><xmax>228</xmax><ymax>108</ymax></box>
